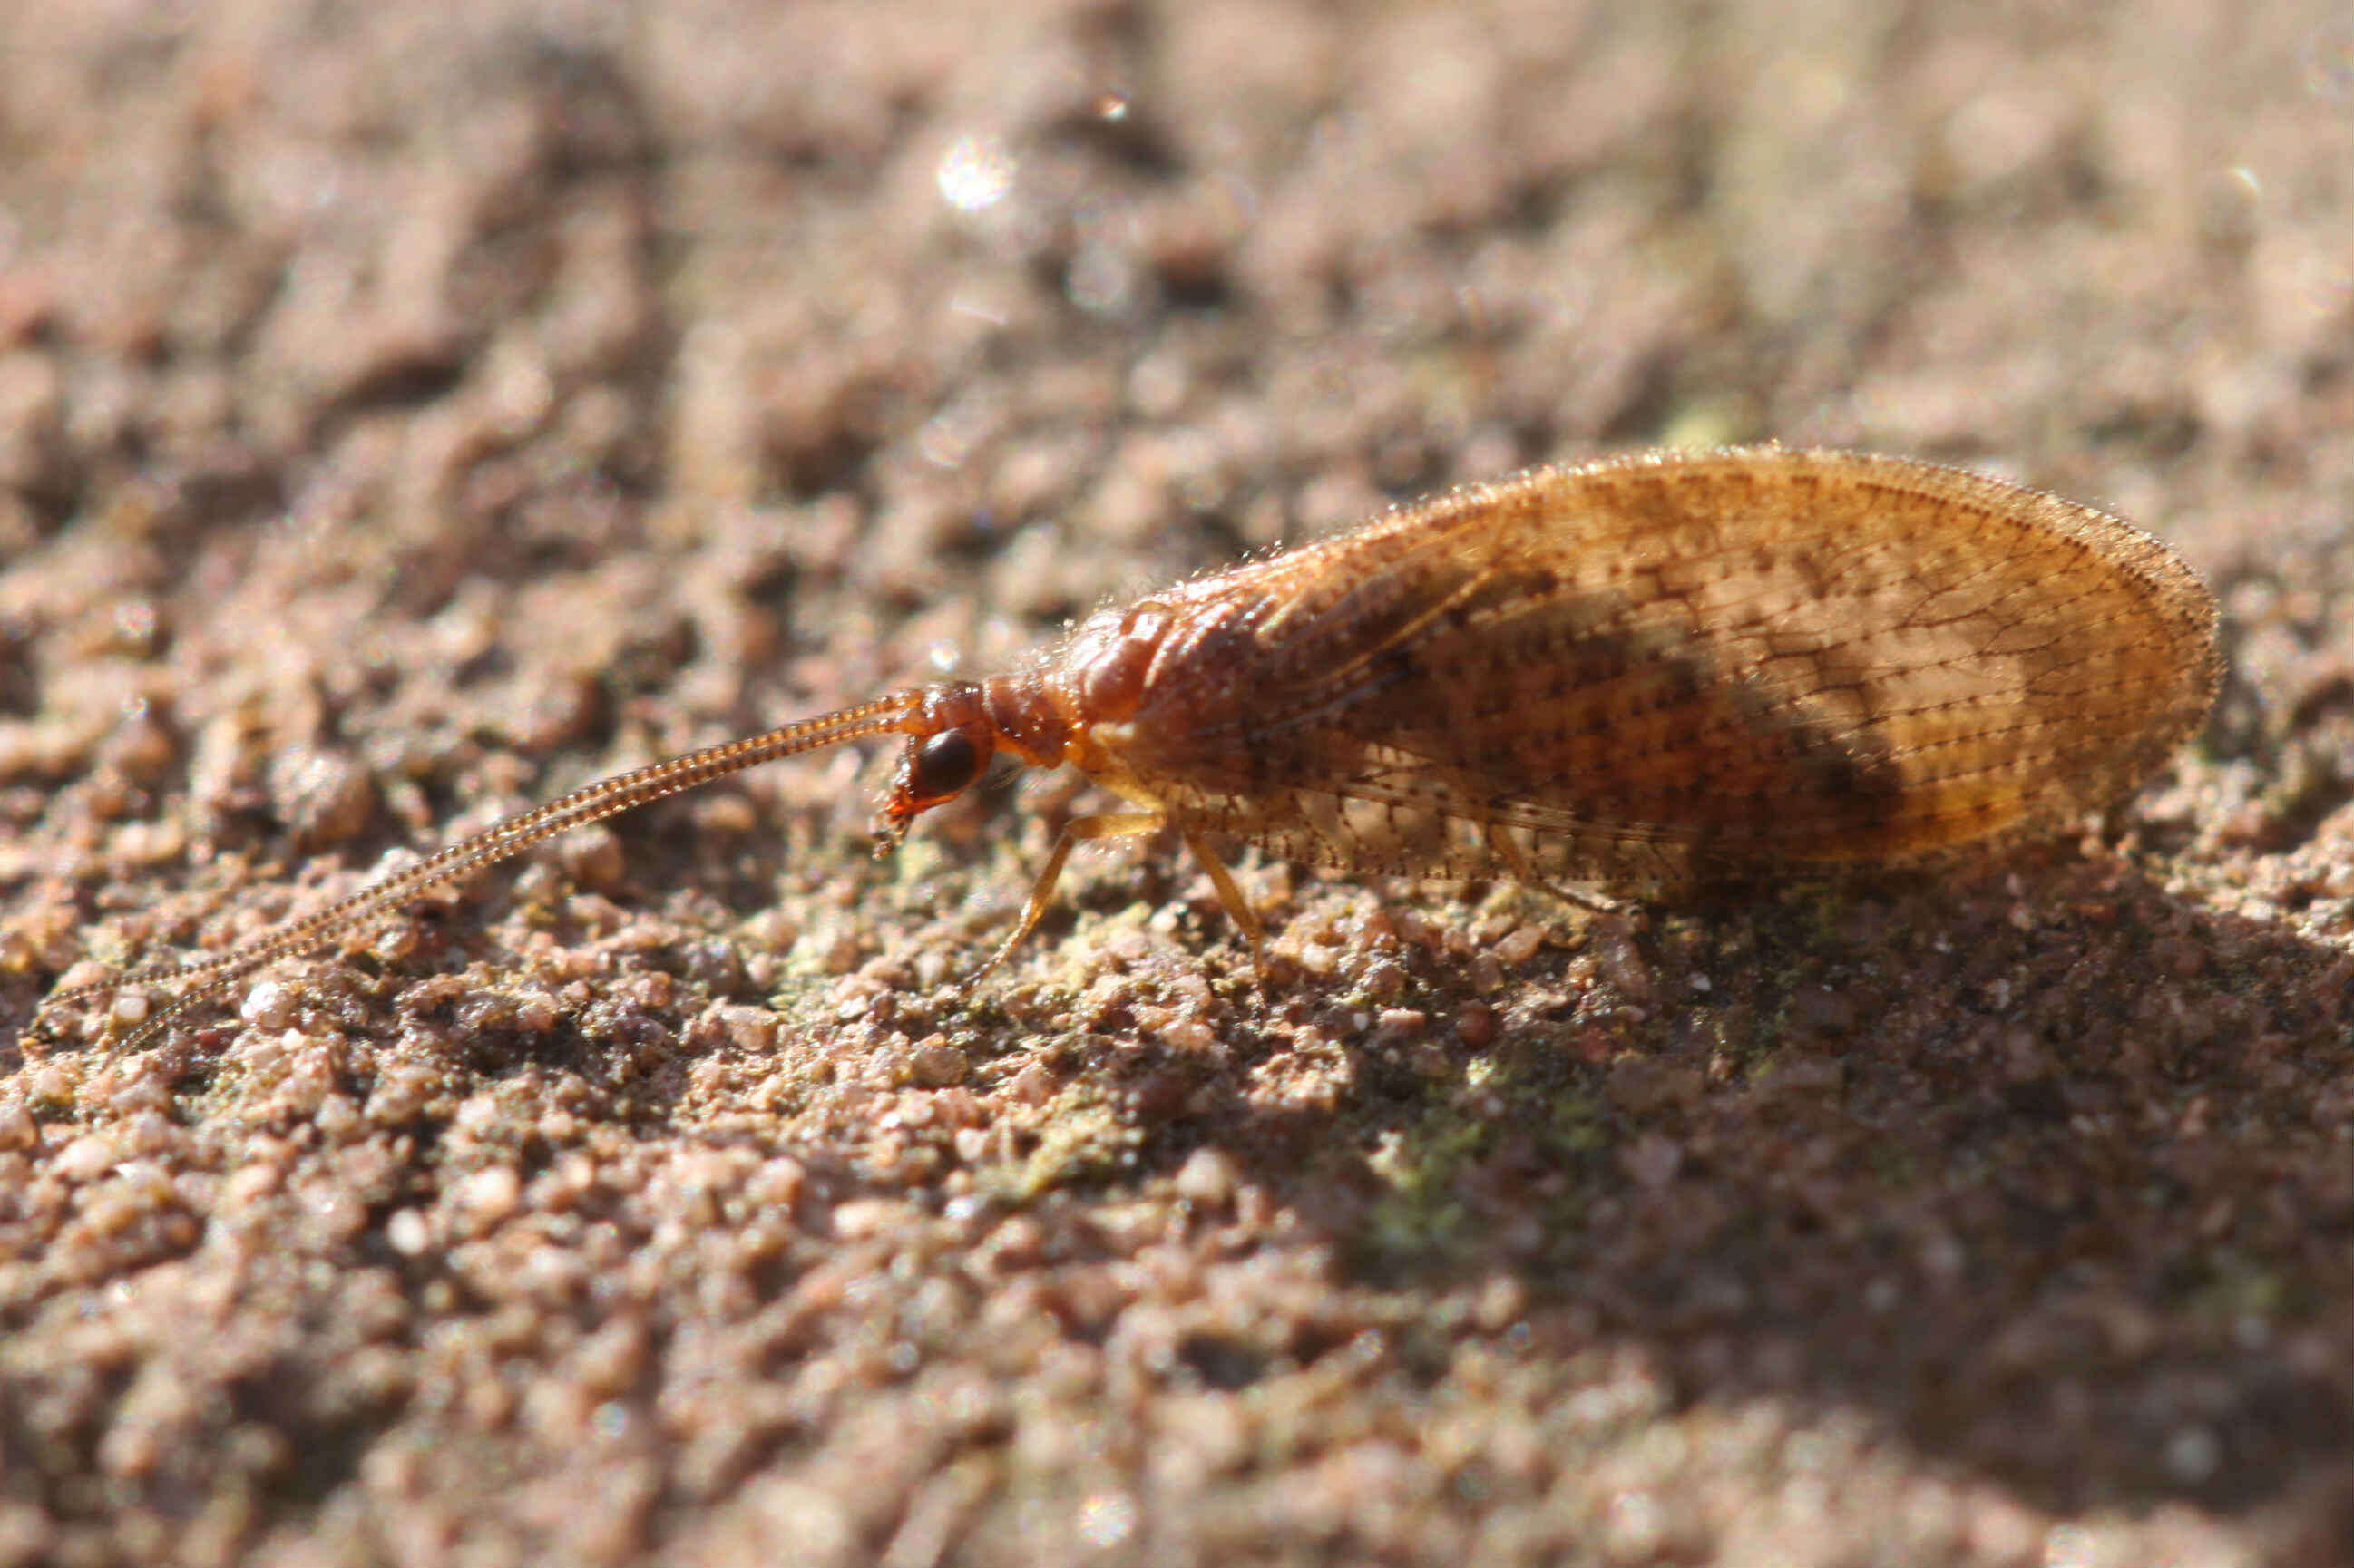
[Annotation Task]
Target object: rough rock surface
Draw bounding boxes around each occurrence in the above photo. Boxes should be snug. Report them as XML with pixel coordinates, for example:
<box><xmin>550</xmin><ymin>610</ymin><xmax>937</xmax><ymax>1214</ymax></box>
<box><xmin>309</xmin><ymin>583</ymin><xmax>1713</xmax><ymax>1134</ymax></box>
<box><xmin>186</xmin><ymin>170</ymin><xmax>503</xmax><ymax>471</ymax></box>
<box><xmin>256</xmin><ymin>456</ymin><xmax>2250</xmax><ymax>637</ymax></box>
<box><xmin>2</xmin><ymin>2</ymin><xmax>2349</xmax><ymax>1563</ymax></box>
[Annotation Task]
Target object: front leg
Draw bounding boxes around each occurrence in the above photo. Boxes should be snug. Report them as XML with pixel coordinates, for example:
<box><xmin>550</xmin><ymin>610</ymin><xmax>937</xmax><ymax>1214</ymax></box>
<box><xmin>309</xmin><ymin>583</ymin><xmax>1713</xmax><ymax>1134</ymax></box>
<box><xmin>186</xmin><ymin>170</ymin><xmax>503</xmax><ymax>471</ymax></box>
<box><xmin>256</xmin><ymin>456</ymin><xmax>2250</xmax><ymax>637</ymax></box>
<box><xmin>976</xmin><ymin>811</ymin><xmax>1165</xmax><ymax>975</ymax></box>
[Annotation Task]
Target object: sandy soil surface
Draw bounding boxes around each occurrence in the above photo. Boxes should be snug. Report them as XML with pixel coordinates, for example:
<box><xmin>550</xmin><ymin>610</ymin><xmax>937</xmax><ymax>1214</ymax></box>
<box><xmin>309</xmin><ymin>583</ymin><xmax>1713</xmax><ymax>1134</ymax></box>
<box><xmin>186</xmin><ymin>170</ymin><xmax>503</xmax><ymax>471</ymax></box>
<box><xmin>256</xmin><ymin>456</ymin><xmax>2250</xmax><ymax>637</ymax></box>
<box><xmin>3</xmin><ymin>1</ymin><xmax>2350</xmax><ymax>1563</ymax></box>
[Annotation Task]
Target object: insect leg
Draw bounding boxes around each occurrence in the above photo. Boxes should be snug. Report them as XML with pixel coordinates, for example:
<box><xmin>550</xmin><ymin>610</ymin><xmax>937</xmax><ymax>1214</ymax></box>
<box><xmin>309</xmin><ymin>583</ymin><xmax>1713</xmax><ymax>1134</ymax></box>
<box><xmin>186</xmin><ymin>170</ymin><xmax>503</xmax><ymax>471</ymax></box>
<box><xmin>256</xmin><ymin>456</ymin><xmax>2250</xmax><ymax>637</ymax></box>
<box><xmin>1482</xmin><ymin>822</ymin><xmax>1621</xmax><ymax>917</ymax></box>
<box><xmin>975</xmin><ymin>811</ymin><xmax>1165</xmax><ymax>975</ymax></box>
<box><xmin>1181</xmin><ymin>831</ymin><xmax>1265</xmax><ymax>976</ymax></box>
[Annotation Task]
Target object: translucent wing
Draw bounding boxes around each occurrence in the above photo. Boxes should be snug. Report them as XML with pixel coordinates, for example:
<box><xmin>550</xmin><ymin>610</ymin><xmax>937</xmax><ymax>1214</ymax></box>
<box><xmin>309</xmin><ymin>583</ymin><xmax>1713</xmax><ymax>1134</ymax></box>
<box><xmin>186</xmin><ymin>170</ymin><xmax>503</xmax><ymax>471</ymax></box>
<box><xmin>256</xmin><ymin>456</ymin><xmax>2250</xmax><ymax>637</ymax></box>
<box><xmin>1105</xmin><ymin>449</ymin><xmax>2217</xmax><ymax>893</ymax></box>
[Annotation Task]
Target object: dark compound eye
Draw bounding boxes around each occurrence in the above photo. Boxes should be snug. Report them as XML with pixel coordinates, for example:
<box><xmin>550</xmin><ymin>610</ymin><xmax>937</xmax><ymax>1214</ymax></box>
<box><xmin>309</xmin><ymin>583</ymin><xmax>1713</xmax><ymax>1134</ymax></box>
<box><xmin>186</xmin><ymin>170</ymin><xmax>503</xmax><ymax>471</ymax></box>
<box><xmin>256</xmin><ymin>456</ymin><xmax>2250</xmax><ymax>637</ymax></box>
<box><xmin>908</xmin><ymin>728</ymin><xmax>984</xmax><ymax>803</ymax></box>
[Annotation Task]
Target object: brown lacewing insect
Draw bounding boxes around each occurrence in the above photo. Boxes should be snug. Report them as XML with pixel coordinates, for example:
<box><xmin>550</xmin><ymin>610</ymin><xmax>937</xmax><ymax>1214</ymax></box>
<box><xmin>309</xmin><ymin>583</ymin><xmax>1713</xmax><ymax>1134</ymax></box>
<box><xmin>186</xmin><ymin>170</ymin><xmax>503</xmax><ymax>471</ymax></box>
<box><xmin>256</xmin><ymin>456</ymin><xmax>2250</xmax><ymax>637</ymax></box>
<box><xmin>36</xmin><ymin>447</ymin><xmax>2218</xmax><ymax>1050</ymax></box>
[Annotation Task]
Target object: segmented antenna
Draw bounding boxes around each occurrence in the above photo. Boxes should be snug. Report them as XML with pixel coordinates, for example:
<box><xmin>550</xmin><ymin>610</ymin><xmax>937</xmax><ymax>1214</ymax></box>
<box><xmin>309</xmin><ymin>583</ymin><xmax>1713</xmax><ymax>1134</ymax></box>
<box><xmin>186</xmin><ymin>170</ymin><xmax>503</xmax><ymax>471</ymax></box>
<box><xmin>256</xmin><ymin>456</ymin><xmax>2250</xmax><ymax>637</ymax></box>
<box><xmin>32</xmin><ymin>693</ymin><xmax>925</xmax><ymax>1052</ymax></box>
